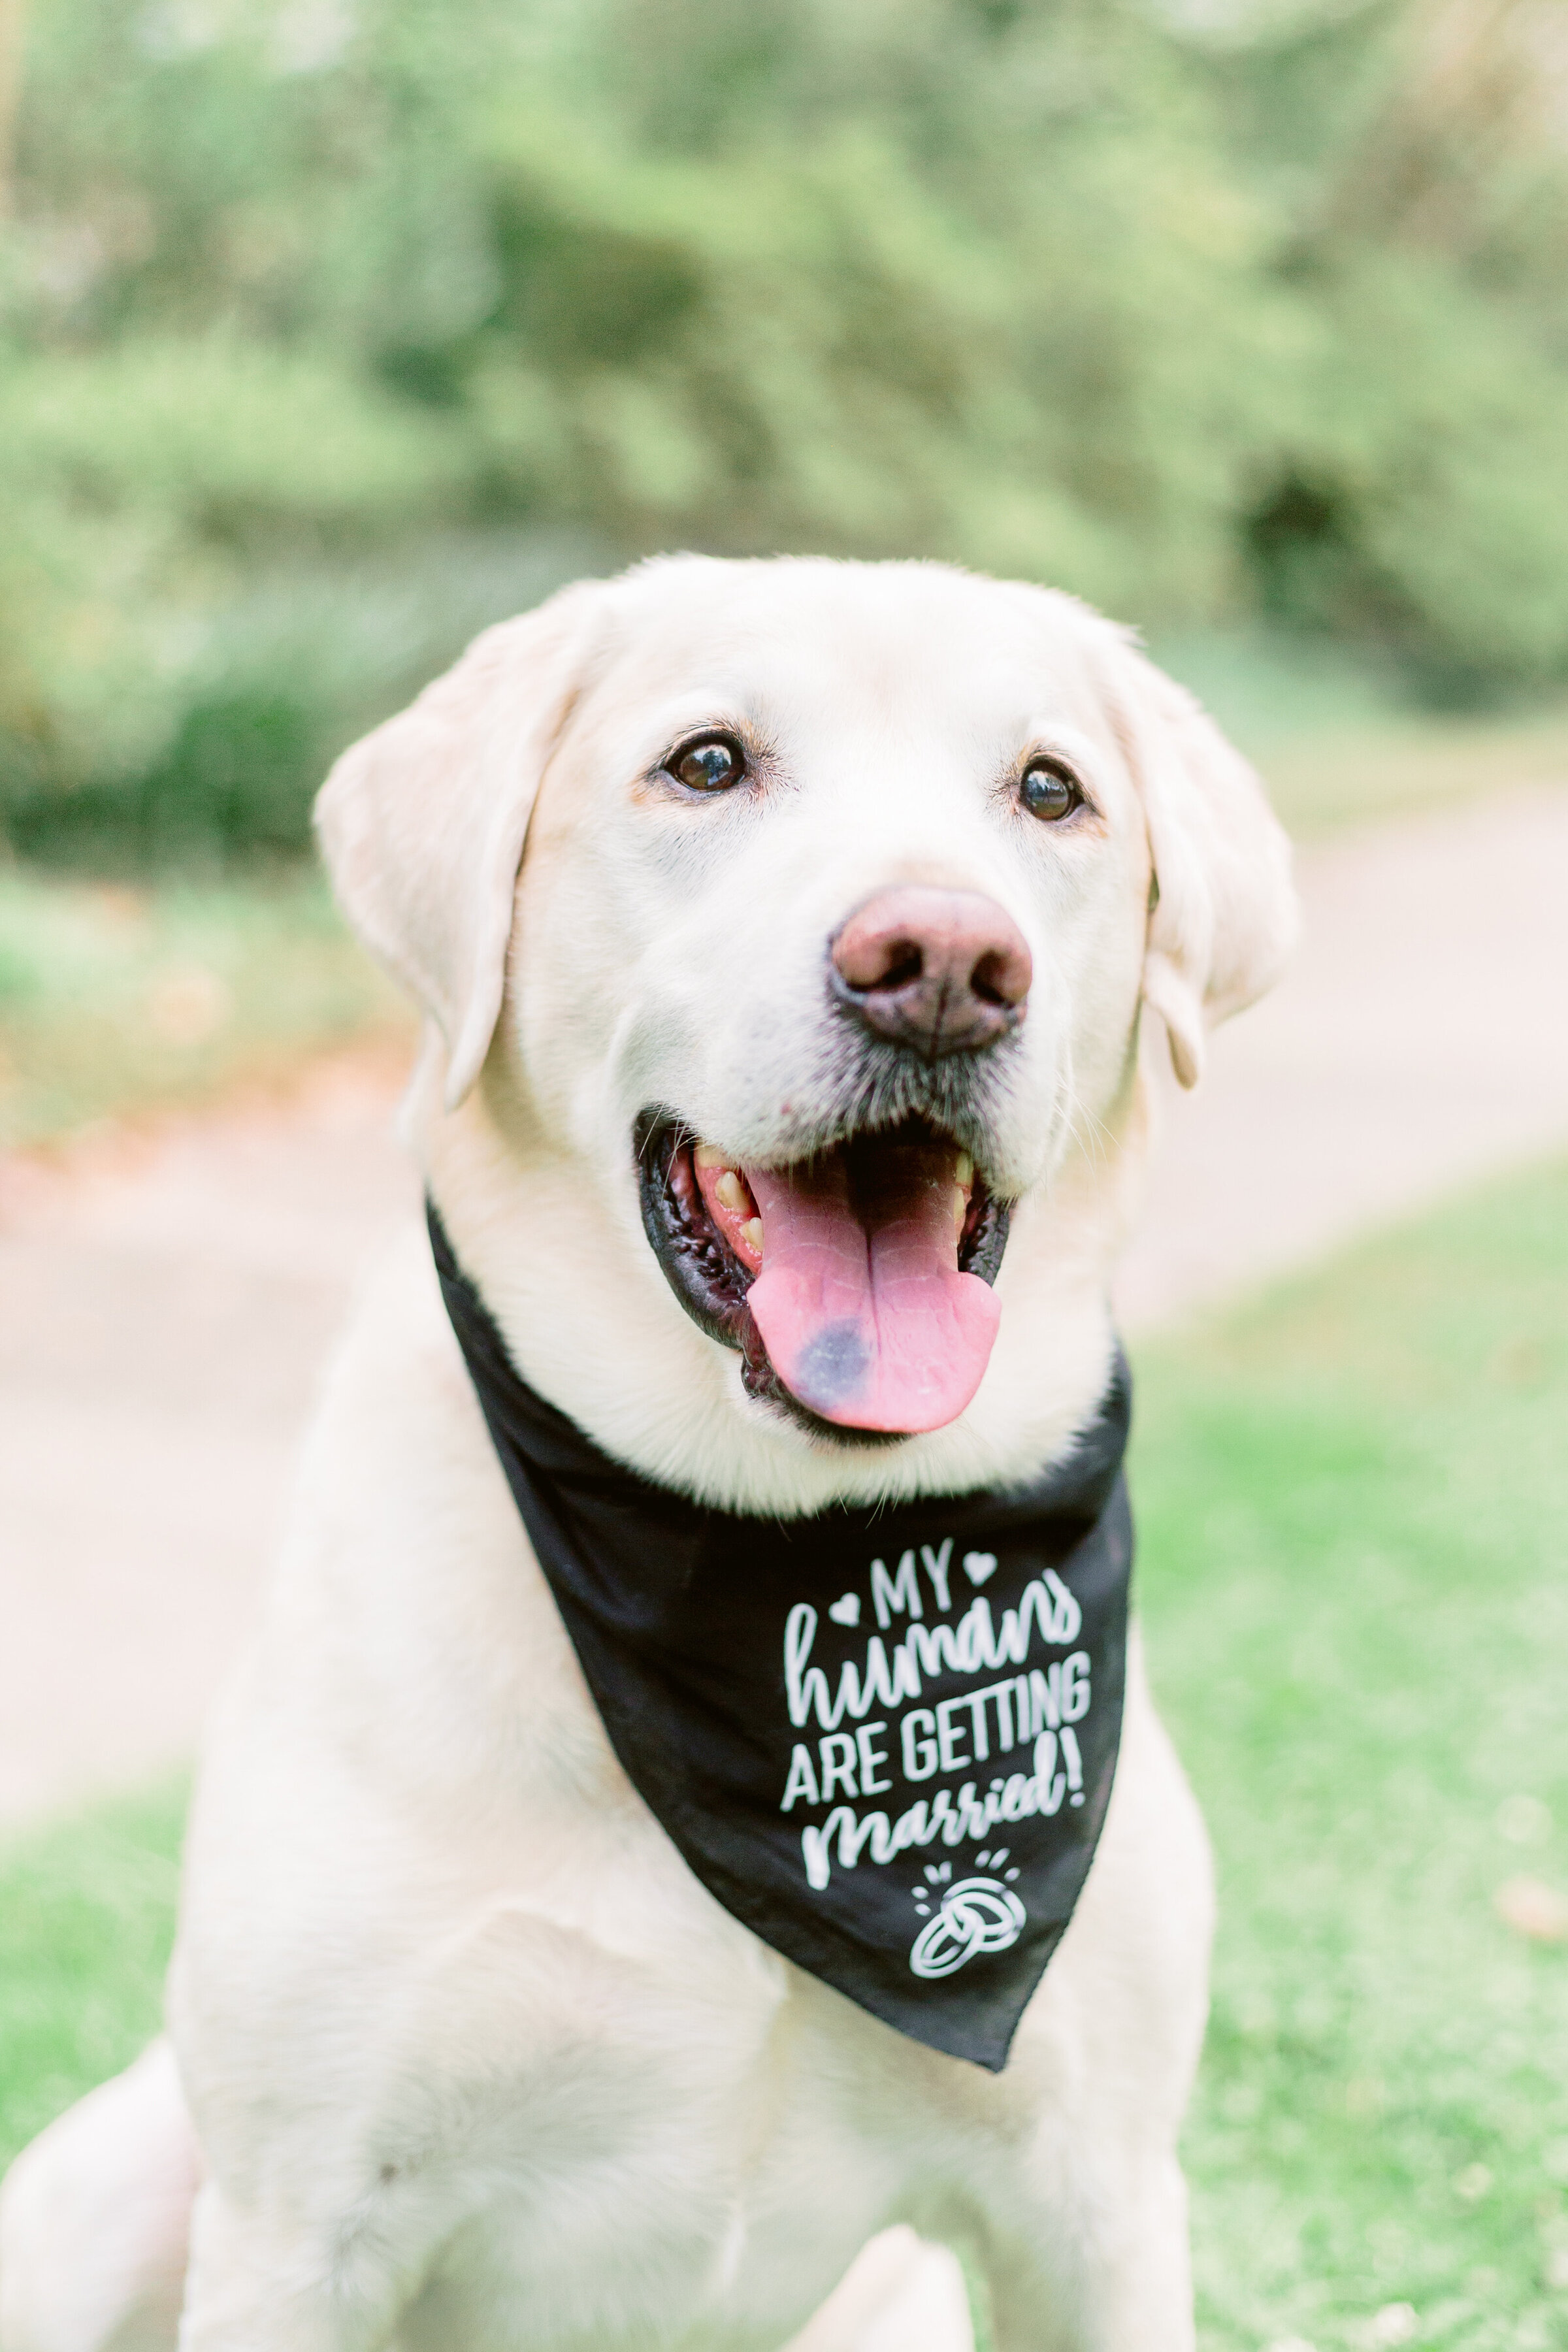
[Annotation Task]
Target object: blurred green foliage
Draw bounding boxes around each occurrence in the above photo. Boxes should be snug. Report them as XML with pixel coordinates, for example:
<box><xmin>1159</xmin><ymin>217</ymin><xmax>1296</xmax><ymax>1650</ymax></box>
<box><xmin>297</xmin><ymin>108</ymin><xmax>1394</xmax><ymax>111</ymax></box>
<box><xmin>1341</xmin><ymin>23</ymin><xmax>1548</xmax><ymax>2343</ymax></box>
<box><xmin>3</xmin><ymin>0</ymin><xmax>1567</xmax><ymax>863</ymax></box>
<box><xmin>0</xmin><ymin>866</ymin><xmax>407</xmax><ymax>1146</ymax></box>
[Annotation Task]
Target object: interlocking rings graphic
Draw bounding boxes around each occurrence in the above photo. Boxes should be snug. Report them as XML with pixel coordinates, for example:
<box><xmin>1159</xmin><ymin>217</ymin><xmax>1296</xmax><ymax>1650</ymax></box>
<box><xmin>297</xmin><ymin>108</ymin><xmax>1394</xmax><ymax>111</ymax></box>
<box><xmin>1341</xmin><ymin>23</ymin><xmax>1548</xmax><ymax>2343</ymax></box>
<box><xmin>907</xmin><ymin>1876</ymin><xmax>1027</xmax><ymax>1980</ymax></box>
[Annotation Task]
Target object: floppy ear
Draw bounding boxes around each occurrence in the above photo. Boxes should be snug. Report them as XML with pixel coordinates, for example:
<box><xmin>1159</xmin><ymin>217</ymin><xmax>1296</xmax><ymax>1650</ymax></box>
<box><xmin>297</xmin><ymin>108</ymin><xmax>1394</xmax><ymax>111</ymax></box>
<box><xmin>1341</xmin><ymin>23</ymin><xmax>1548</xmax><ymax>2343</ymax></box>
<box><xmin>314</xmin><ymin>581</ymin><xmax>602</xmax><ymax>1110</ymax></box>
<box><xmin>1104</xmin><ymin>639</ymin><xmax>1299</xmax><ymax>1089</ymax></box>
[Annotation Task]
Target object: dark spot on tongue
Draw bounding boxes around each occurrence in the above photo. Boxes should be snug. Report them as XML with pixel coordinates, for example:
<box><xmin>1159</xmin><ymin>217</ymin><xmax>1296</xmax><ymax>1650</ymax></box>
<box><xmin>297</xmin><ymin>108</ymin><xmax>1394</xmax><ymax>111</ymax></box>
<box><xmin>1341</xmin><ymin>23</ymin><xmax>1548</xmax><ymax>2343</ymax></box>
<box><xmin>794</xmin><ymin>1320</ymin><xmax>872</xmax><ymax>1410</ymax></box>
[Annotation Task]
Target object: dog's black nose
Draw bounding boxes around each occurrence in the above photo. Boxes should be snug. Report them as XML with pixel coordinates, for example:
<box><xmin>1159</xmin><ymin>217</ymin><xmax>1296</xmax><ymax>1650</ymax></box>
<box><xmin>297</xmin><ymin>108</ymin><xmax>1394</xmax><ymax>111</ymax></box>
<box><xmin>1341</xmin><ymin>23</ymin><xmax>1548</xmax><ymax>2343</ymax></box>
<box><xmin>830</xmin><ymin>887</ymin><xmax>1032</xmax><ymax>1058</ymax></box>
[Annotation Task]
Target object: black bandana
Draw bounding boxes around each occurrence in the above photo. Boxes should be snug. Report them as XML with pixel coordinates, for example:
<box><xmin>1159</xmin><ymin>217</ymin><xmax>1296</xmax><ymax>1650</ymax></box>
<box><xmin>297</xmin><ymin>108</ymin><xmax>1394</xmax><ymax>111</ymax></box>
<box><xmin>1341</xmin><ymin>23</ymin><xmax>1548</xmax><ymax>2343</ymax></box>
<box><xmin>431</xmin><ymin>1205</ymin><xmax>1132</xmax><ymax>2072</ymax></box>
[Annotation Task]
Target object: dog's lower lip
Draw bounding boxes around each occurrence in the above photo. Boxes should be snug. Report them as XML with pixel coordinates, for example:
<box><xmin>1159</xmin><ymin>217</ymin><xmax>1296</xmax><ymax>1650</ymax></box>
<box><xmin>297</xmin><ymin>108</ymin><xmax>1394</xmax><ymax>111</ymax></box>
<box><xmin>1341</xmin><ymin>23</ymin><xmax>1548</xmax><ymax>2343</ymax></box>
<box><xmin>634</xmin><ymin>1107</ymin><xmax>1011</xmax><ymax>1440</ymax></box>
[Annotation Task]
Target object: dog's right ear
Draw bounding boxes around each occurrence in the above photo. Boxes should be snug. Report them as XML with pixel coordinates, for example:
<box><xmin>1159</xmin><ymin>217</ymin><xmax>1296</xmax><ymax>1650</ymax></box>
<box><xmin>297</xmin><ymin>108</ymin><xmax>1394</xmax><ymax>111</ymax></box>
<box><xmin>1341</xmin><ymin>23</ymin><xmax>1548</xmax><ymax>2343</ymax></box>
<box><xmin>315</xmin><ymin>581</ymin><xmax>602</xmax><ymax>1110</ymax></box>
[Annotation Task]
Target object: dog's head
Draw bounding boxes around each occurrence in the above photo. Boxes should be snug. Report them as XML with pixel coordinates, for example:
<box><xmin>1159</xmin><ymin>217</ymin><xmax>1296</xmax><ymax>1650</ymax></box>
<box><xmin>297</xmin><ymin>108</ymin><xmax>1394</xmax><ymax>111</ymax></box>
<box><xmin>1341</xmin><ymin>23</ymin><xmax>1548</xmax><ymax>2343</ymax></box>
<box><xmin>318</xmin><ymin>557</ymin><xmax>1294</xmax><ymax>1489</ymax></box>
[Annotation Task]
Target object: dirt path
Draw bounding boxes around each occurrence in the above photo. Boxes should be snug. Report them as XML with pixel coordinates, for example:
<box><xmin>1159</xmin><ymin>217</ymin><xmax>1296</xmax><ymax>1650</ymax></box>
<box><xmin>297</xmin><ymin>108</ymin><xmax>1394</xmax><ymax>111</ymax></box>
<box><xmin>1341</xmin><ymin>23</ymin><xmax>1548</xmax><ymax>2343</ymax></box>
<box><xmin>0</xmin><ymin>1056</ymin><xmax>418</xmax><ymax>1825</ymax></box>
<box><xmin>1114</xmin><ymin>780</ymin><xmax>1568</xmax><ymax>1323</ymax></box>
<box><xmin>4</xmin><ymin>785</ymin><xmax>1567</xmax><ymax>1827</ymax></box>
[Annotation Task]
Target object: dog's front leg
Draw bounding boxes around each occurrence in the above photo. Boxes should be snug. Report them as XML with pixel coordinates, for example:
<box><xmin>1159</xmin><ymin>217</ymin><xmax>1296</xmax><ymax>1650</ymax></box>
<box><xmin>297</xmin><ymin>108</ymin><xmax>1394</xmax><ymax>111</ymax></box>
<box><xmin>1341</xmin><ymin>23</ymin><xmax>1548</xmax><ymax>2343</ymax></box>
<box><xmin>781</xmin><ymin>2228</ymin><xmax>974</xmax><ymax>2352</ymax></box>
<box><xmin>176</xmin><ymin>2183</ymin><xmax>399</xmax><ymax>2352</ymax></box>
<box><xmin>981</xmin><ymin>2153</ymin><xmax>1196</xmax><ymax>2352</ymax></box>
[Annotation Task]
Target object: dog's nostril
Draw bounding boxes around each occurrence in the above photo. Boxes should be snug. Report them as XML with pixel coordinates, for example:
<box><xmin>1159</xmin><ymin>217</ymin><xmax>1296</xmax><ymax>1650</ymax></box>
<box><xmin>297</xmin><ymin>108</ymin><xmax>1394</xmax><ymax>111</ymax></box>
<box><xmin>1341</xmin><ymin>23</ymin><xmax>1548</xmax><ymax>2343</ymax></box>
<box><xmin>970</xmin><ymin>943</ymin><xmax>1030</xmax><ymax>1009</ymax></box>
<box><xmin>834</xmin><ymin>925</ymin><xmax>925</xmax><ymax>996</ymax></box>
<box><xmin>869</xmin><ymin>939</ymin><xmax>923</xmax><ymax>994</ymax></box>
<box><xmin>970</xmin><ymin>951</ymin><xmax>1010</xmax><ymax>1007</ymax></box>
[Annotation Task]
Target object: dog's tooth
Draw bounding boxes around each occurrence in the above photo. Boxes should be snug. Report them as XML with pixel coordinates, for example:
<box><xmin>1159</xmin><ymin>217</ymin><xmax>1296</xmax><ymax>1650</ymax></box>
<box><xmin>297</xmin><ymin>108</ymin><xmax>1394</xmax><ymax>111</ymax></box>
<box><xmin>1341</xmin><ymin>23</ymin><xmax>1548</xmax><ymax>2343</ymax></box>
<box><xmin>741</xmin><ymin>1217</ymin><xmax>764</xmax><ymax>1254</ymax></box>
<box><xmin>955</xmin><ymin>1152</ymin><xmax>974</xmax><ymax>1187</ymax></box>
<box><xmin>694</xmin><ymin>1143</ymin><xmax>725</xmax><ymax>1169</ymax></box>
<box><xmin>715</xmin><ymin>1170</ymin><xmax>748</xmax><ymax>1214</ymax></box>
<box><xmin>952</xmin><ymin>1187</ymin><xmax>967</xmax><ymax>1233</ymax></box>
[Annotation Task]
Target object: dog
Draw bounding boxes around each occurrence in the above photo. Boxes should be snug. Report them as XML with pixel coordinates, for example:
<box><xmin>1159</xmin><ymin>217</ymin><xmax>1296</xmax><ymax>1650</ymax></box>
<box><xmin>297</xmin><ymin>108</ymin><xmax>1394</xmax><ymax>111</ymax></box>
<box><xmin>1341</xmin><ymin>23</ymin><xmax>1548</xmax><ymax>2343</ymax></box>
<box><xmin>0</xmin><ymin>556</ymin><xmax>1296</xmax><ymax>2352</ymax></box>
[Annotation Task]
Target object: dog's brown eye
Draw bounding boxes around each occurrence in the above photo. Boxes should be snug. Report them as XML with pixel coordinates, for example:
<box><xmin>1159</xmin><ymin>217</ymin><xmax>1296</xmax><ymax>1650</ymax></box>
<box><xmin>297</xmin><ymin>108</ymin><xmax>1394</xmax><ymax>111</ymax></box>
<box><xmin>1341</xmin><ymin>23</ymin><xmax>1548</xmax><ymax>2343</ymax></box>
<box><xmin>1020</xmin><ymin>760</ymin><xmax>1082</xmax><ymax>823</ymax></box>
<box><xmin>669</xmin><ymin>734</ymin><xmax>745</xmax><ymax>792</ymax></box>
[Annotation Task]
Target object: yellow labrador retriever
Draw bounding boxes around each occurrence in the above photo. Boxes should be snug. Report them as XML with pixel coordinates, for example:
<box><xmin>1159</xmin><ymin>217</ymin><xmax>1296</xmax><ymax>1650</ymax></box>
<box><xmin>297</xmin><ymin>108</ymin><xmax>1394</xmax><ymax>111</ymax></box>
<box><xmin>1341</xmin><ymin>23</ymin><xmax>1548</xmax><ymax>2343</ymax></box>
<box><xmin>0</xmin><ymin>558</ymin><xmax>1295</xmax><ymax>2352</ymax></box>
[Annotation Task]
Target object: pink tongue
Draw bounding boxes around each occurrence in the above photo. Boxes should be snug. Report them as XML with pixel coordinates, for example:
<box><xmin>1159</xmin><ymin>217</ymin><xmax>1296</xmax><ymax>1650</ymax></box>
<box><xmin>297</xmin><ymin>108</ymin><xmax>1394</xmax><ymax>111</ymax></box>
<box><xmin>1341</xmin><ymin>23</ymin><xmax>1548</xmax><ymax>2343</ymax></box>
<box><xmin>743</xmin><ymin>1144</ymin><xmax>1001</xmax><ymax>1433</ymax></box>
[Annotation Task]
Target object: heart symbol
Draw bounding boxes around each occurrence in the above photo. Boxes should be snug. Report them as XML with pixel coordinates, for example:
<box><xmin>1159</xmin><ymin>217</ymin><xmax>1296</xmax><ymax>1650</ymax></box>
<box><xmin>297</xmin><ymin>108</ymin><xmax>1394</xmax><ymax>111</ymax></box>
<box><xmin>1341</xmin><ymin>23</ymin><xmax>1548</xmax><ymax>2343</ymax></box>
<box><xmin>828</xmin><ymin>1592</ymin><xmax>861</xmax><ymax>1627</ymax></box>
<box><xmin>962</xmin><ymin>1551</ymin><xmax>998</xmax><ymax>1588</ymax></box>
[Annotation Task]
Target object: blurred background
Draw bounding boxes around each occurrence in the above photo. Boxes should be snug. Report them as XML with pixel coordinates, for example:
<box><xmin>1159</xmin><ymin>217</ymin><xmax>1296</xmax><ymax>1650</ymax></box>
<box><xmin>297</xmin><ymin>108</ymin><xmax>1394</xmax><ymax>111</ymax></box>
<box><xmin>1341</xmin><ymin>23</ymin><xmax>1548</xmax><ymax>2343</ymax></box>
<box><xmin>2</xmin><ymin>3</ymin><xmax>1567</xmax><ymax>2347</ymax></box>
<box><xmin>4</xmin><ymin>0</ymin><xmax>1568</xmax><ymax>1135</ymax></box>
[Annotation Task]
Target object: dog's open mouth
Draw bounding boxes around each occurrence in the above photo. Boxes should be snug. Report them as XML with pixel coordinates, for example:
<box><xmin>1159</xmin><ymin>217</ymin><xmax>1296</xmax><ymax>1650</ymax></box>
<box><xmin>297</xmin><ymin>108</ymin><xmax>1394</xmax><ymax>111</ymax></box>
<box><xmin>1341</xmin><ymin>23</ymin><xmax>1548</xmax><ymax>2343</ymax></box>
<box><xmin>636</xmin><ymin>1109</ymin><xmax>1011</xmax><ymax>1439</ymax></box>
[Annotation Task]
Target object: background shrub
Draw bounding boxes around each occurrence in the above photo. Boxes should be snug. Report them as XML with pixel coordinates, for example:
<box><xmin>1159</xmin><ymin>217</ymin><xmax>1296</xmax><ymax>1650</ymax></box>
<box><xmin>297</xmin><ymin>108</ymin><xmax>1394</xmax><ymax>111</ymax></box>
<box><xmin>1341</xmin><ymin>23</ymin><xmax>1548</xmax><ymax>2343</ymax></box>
<box><xmin>3</xmin><ymin>0</ymin><xmax>1566</xmax><ymax>863</ymax></box>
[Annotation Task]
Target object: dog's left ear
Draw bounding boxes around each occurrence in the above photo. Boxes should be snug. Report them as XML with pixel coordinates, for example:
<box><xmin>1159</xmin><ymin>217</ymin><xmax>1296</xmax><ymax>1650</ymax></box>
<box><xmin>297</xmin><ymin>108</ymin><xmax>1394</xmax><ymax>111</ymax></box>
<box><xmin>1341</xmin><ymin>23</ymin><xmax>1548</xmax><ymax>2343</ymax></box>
<box><xmin>315</xmin><ymin>581</ymin><xmax>603</xmax><ymax>1110</ymax></box>
<box><xmin>1102</xmin><ymin>637</ymin><xmax>1299</xmax><ymax>1088</ymax></box>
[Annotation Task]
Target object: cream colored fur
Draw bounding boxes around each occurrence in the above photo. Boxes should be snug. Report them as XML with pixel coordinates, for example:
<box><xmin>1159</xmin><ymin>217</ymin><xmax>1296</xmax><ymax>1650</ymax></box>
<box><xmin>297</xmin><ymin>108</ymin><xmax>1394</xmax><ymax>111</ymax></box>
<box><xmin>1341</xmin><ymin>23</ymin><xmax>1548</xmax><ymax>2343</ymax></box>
<box><xmin>0</xmin><ymin>558</ymin><xmax>1296</xmax><ymax>2352</ymax></box>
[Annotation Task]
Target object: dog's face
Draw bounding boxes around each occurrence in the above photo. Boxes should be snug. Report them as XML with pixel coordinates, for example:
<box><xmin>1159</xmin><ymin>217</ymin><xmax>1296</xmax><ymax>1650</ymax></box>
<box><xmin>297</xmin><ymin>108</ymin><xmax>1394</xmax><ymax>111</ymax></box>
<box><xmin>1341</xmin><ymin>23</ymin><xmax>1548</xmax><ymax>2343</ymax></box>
<box><xmin>319</xmin><ymin>559</ymin><xmax>1294</xmax><ymax>1480</ymax></box>
<box><xmin>514</xmin><ymin>563</ymin><xmax>1154</xmax><ymax>1440</ymax></box>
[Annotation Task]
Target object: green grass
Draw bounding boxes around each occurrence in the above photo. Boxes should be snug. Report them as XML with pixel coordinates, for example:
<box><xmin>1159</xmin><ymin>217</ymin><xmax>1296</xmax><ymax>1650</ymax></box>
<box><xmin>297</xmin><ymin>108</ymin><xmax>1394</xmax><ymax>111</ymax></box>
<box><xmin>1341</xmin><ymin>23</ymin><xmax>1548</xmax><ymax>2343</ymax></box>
<box><xmin>0</xmin><ymin>1783</ymin><xmax>186</xmax><ymax>2172</ymax></box>
<box><xmin>1137</xmin><ymin>1158</ymin><xmax>1568</xmax><ymax>2351</ymax></box>
<box><xmin>0</xmin><ymin>867</ymin><xmax>409</xmax><ymax>1149</ymax></box>
<box><xmin>2</xmin><ymin>1164</ymin><xmax>1567</xmax><ymax>2350</ymax></box>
